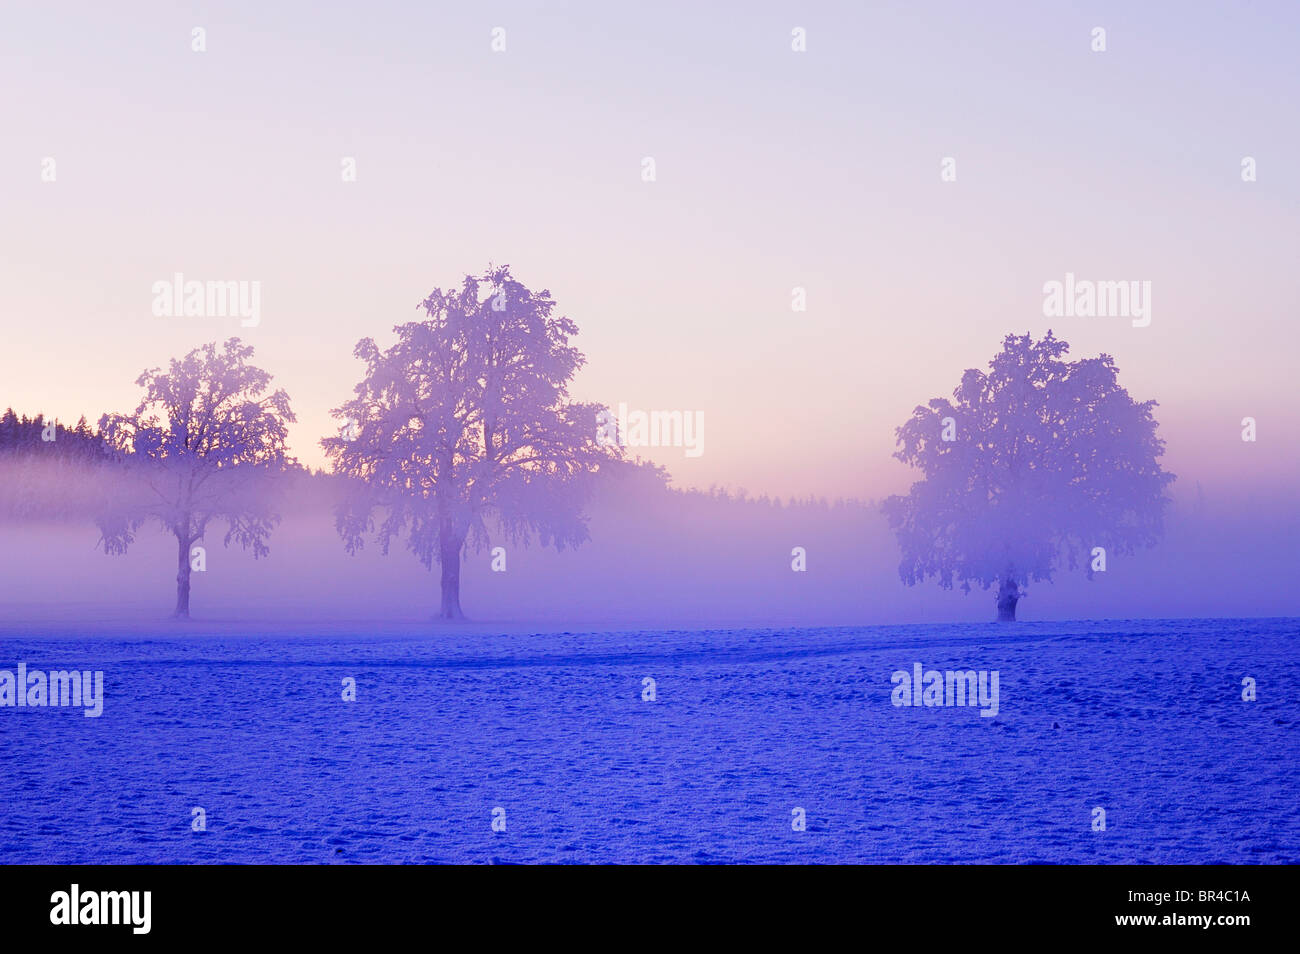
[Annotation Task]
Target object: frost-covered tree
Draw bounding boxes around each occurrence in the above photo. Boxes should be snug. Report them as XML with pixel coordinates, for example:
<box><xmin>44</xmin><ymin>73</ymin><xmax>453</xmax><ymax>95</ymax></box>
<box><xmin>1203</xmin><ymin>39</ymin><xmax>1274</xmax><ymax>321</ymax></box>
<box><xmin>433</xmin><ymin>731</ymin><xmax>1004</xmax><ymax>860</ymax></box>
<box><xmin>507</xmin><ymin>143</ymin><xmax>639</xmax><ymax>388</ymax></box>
<box><xmin>98</xmin><ymin>339</ymin><xmax>295</xmax><ymax>618</ymax></box>
<box><xmin>322</xmin><ymin>265</ymin><xmax>615</xmax><ymax>619</ymax></box>
<box><xmin>882</xmin><ymin>331</ymin><xmax>1174</xmax><ymax>621</ymax></box>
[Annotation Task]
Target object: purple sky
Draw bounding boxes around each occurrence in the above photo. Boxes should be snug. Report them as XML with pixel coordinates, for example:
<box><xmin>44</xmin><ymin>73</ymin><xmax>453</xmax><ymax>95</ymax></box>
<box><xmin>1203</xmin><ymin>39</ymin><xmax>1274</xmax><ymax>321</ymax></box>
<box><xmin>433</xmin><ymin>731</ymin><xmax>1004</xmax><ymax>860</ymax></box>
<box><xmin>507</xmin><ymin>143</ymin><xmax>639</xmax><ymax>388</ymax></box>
<box><xmin>2</xmin><ymin>0</ymin><xmax>1297</xmax><ymax>499</ymax></box>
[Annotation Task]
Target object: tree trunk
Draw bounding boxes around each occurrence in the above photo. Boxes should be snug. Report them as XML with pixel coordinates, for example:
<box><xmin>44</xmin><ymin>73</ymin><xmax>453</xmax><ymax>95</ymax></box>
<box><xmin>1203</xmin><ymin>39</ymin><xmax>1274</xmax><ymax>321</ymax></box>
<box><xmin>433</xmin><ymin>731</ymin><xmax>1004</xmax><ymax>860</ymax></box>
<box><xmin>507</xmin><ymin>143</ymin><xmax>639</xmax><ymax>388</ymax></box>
<box><xmin>996</xmin><ymin>577</ymin><xmax>1020</xmax><ymax>622</ymax></box>
<box><xmin>438</xmin><ymin>519</ymin><xmax>465</xmax><ymax>620</ymax></box>
<box><xmin>174</xmin><ymin>531</ymin><xmax>192</xmax><ymax>619</ymax></box>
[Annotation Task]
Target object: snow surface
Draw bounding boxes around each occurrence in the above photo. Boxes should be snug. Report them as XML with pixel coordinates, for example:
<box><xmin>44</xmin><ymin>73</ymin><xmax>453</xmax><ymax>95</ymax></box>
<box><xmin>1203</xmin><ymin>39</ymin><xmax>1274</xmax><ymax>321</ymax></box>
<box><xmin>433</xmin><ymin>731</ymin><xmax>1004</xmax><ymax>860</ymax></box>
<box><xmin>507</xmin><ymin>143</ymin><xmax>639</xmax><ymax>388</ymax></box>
<box><xmin>0</xmin><ymin>617</ymin><xmax>1295</xmax><ymax>863</ymax></box>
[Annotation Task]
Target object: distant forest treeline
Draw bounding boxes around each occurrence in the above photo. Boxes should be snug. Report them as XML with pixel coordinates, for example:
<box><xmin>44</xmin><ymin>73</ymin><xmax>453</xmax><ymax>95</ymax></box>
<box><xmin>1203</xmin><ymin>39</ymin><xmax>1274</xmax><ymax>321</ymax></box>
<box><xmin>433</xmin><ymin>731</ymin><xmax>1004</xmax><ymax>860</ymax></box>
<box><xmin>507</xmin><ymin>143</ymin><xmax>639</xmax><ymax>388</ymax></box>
<box><xmin>0</xmin><ymin>409</ymin><xmax>119</xmax><ymax>521</ymax></box>
<box><xmin>0</xmin><ymin>409</ymin><xmax>113</xmax><ymax>462</ymax></box>
<box><xmin>0</xmin><ymin>408</ymin><xmax>873</xmax><ymax>523</ymax></box>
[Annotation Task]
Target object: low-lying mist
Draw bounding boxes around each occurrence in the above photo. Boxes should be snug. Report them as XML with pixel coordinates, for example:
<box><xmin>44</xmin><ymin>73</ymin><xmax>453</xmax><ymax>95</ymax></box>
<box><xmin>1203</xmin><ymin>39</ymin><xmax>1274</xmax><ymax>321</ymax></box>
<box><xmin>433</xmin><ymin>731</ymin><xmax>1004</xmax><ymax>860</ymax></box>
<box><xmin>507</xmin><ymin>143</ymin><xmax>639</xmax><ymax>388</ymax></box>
<box><xmin>1</xmin><ymin>457</ymin><xmax>1295</xmax><ymax>628</ymax></box>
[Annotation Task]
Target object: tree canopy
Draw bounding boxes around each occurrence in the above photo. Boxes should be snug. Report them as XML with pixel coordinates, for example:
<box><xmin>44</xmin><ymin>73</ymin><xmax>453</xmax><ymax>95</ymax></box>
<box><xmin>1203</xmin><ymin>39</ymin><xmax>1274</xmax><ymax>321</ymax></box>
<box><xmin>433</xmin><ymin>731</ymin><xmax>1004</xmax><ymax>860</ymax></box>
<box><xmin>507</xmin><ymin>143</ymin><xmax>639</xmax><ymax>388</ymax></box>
<box><xmin>97</xmin><ymin>338</ymin><xmax>295</xmax><ymax>616</ymax></box>
<box><xmin>323</xmin><ymin>264</ymin><xmax>616</xmax><ymax>618</ymax></box>
<box><xmin>882</xmin><ymin>331</ymin><xmax>1175</xmax><ymax>619</ymax></box>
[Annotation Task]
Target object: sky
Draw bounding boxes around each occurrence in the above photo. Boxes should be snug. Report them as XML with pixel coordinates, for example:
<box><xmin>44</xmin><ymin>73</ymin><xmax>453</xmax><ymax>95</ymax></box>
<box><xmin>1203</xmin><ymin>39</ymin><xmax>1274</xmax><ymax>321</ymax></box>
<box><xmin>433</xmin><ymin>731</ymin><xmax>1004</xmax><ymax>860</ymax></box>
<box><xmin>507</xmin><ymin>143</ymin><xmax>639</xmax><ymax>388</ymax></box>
<box><xmin>2</xmin><ymin>0</ymin><xmax>1297</xmax><ymax>500</ymax></box>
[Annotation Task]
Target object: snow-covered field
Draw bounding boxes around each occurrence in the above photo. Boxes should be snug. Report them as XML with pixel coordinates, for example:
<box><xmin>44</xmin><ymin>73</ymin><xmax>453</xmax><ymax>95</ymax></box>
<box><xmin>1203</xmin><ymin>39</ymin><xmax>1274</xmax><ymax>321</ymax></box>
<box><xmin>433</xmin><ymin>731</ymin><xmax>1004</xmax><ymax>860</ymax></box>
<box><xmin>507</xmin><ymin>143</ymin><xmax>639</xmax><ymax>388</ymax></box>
<box><xmin>0</xmin><ymin>617</ymin><xmax>1295</xmax><ymax>863</ymax></box>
